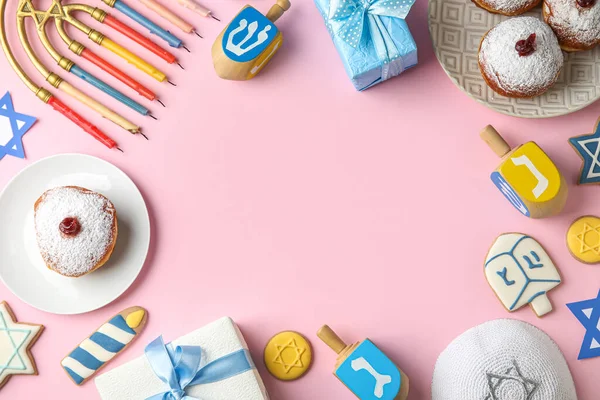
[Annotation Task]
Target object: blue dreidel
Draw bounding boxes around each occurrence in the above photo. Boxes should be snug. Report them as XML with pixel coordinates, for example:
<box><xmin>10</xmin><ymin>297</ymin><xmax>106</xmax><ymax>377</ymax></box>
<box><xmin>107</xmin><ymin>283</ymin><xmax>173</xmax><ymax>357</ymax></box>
<box><xmin>211</xmin><ymin>0</ymin><xmax>290</xmax><ymax>80</ymax></box>
<box><xmin>317</xmin><ymin>325</ymin><xmax>409</xmax><ymax>400</ymax></box>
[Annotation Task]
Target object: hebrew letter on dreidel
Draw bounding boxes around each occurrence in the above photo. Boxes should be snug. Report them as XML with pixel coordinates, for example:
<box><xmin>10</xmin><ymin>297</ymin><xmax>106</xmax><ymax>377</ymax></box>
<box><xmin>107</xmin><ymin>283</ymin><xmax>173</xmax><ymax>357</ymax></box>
<box><xmin>351</xmin><ymin>357</ymin><xmax>392</xmax><ymax>399</ymax></box>
<box><xmin>480</xmin><ymin>125</ymin><xmax>567</xmax><ymax>219</ymax></box>
<box><xmin>511</xmin><ymin>155</ymin><xmax>549</xmax><ymax>199</ymax></box>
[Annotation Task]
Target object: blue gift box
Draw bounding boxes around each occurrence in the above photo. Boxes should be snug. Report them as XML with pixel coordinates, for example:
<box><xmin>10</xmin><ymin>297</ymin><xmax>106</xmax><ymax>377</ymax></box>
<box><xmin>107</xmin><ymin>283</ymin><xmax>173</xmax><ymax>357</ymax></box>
<box><xmin>315</xmin><ymin>0</ymin><xmax>418</xmax><ymax>91</ymax></box>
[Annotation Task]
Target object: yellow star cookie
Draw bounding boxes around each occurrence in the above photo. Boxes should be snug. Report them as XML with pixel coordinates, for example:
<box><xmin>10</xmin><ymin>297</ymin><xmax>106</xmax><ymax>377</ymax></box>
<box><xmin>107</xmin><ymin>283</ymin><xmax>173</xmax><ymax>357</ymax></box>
<box><xmin>264</xmin><ymin>331</ymin><xmax>312</xmax><ymax>381</ymax></box>
<box><xmin>567</xmin><ymin>216</ymin><xmax>600</xmax><ymax>264</ymax></box>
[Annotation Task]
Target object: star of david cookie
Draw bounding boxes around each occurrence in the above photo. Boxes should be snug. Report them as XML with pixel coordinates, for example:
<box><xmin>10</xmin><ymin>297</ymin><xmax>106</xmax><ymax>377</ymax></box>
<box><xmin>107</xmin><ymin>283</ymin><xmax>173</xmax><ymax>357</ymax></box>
<box><xmin>569</xmin><ymin>118</ymin><xmax>600</xmax><ymax>185</ymax></box>
<box><xmin>567</xmin><ymin>290</ymin><xmax>600</xmax><ymax>360</ymax></box>
<box><xmin>263</xmin><ymin>331</ymin><xmax>312</xmax><ymax>380</ymax></box>
<box><xmin>0</xmin><ymin>302</ymin><xmax>44</xmax><ymax>389</ymax></box>
<box><xmin>567</xmin><ymin>216</ymin><xmax>600</xmax><ymax>264</ymax></box>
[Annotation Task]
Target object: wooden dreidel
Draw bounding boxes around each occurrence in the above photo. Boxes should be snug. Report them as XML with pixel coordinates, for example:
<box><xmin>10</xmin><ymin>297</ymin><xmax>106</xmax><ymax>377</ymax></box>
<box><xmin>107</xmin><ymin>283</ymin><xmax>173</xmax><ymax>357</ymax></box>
<box><xmin>317</xmin><ymin>325</ymin><xmax>409</xmax><ymax>400</ymax></box>
<box><xmin>480</xmin><ymin>125</ymin><xmax>567</xmax><ymax>218</ymax></box>
<box><xmin>211</xmin><ymin>0</ymin><xmax>291</xmax><ymax>81</ymax></box>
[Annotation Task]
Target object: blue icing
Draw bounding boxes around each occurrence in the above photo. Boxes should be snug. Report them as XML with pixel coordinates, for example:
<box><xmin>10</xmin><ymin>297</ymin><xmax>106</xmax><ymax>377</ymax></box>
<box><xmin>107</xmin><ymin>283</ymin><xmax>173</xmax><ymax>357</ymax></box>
<box><xmin>109</xmin><ymin>315</ymin><xmax>136</xmax><ymax>335</ymax></box>
<box><xmin>569</xmin><ymin>123</ymin><xmax>600</xmax><ymax>184</ymax></box>
<box><xmin>0</xmin><ymin>312</ymin><xmax>30</xmax><ymax>374</ymax></box>
<box><xmin>496</xmin><ymin>267</ymin><xmax>515</xmax><ymax>286</ymax></box>
<box><xmin>64</xmin><ymin>366</ymin><xmax>84</xmax><ymax>385</ymax></box>
<box><xmin>90</xmin><ymin>332</ymin><xmax>125</xmax><ymax>353</ymax></box>
<box><xmin>222</xmin><ymin>7</ymin><xmax>277</xmax><ymax>63</ymax></box>
<box><xmin>485</xmin><ymin>236</ymin><xmax>561</xmax><ymax>311</ymax></box>
<box><xmin>336</xmin><ymin>339</ymin><xmax>401</xmax><ymax>400</ymax></box>
<box><xmin>524</xmin><ymin>251</ymin><xmax>543</xmax><ymax>269</ymax></box>
<box><xmin>490</xmin><ymin>172</ymin><xmax>530</xmax><ymax>217</ymax></box>
<box><xmin>69</xmin><ymin>347</ymin><xmax>104</xmax><ymax>370</ymax></box>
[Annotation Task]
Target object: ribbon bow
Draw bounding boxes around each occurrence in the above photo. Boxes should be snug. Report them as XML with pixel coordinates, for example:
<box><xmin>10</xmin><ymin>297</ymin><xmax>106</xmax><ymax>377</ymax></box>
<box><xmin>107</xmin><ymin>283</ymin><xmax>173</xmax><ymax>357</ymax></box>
<box><xmin>145</xmin><ymin>336</ymin><xmax>254</xmax><ymax>400</ymax></box>
<box><xmin>328</xmin><ymin>0</ymin><xmax>415</xmax><ymax>49</ymax></box>
<box><xmin>329</xmin><ymin>0</ymin><xmax>416</xmax><ymax>72</ymax></box>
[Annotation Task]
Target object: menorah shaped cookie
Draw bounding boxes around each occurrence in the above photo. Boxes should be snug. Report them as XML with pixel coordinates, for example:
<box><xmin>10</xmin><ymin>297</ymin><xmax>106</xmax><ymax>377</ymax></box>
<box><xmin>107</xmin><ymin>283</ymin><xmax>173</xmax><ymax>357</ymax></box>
<box><xmin>211</xmin><ymin>0</ymin><xmax>290</xmax><ymax>81</ymax></box>
<box><xmin>317</xmin><ymin>325</ymin><xmax>409</xmax><ymax>400</ymax></box>
<box><xmin>481</xmin><ymin>125</ymin><xmax>567</xmax><ymax>218</ymax></box>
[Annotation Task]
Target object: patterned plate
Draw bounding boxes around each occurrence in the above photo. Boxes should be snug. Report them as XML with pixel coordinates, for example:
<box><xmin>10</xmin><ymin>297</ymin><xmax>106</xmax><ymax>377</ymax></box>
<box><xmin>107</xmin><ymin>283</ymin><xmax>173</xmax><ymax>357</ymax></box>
<box><xmin>428</xmin><ymin>1</ymin><xmax>600</xmax><ymax>118</ymax></box>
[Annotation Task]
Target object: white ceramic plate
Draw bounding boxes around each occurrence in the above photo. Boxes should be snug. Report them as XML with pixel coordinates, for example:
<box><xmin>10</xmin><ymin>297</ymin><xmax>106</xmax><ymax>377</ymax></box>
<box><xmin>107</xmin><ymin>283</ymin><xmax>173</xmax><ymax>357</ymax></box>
<box><xmin>0</xmin><ymin>154</ymin><xmax>150</xmax><ymax>314</ymax></box>
<box><xmin>429</xmin><ymin>1</ymin><xmax>600</xmax><ymax>118</ymax></box>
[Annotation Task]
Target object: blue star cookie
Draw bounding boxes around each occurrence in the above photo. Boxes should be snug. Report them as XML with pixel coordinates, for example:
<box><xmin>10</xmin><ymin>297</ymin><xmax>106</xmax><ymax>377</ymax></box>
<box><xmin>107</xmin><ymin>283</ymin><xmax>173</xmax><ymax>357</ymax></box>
<box><xmin>569</xmin><ymin>119</ymin><xmax>600</xmax><ymax>185</ymax></box>
<box><xmin>0</xmin><ymin>92</ymin><xmax>37</xmax><ymax>161</ymax></box>
<box><xmin>567</xmin><ymin>290</ymin><xmax>600</xmax><ymax>360</ymax></box>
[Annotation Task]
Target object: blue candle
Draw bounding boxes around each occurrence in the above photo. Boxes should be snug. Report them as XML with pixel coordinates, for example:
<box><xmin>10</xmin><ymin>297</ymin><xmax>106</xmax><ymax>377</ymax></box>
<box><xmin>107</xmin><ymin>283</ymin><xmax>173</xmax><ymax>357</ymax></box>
<box><xmin>113</xmin><ymin>0</ymin><xmax>183</xmax><ymax>48</ymax></box>
<box><xmin>70</xmin><ymin>65</ymin><xmax>149</xmax><ymax>116</ymax></box>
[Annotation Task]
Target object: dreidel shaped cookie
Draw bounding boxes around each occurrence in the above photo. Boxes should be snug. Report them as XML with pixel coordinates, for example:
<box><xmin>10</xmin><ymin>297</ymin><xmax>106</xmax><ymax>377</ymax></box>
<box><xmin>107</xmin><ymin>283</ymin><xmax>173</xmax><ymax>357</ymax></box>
<box><xmin>317</xmin><ymin>325</ymin><xmax>409</xmax><ymax>400</ymax></box>
<box><xmin>480</xmin><ymin>125</ymin><xmax>567</xmax><ymax>218</ymax></box>
<box><xmin>212</xmin><ymin>0</ymin><xmax>290</xmax><ymax>81</ymax></box>
<box><xmin>485</xmin><ymin>233</ymin><xmax>561</xmax><ymax>317</ymax></box>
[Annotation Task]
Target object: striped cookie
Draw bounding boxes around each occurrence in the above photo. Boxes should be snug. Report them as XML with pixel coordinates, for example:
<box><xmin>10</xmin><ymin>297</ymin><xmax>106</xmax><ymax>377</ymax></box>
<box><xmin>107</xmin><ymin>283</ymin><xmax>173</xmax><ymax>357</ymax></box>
<box><xmin>61</xmin><ymin>306</ymin><xmax>147</xmax><ymax>385</ymax></box>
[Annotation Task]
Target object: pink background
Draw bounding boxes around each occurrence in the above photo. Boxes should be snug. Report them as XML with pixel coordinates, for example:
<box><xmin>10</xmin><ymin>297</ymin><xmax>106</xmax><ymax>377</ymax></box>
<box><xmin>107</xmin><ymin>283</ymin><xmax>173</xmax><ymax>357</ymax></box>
<box><xmin>1</xmin><ymin>0</ymin><xmax>599</xmax><ymax>398</ymax></box>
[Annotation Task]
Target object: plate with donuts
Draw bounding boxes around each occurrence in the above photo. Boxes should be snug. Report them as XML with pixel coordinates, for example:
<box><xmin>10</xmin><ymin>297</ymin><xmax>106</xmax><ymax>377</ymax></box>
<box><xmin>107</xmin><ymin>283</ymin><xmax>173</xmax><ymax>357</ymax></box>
<box><xmin>429</xmin><ymin>0</ymin><xmax>600</xmax><ymax>117</ymax></box>
<box><xmin>0</xmin><ymin>154</ymin><xmax>150</xmax><ymax>314</ymax></box>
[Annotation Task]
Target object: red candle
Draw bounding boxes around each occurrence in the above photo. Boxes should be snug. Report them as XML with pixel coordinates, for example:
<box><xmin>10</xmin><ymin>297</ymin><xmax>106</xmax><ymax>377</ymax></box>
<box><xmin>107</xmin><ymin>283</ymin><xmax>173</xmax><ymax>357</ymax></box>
<box><xmin>48</xmin><ymin>96</ymin><xmax>118</xmax><ymax>150</ymax></box>
<box><xmin>103</xmin><ymin>14</ymin><xmax>177</xmax><ymax>64</ymax></box>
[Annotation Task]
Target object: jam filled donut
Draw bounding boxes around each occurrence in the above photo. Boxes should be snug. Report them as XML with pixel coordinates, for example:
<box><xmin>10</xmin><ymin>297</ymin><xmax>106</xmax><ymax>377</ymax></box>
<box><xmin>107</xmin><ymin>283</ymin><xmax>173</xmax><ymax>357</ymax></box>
<box><xmin>472</xmin><ymin>0</ymin><xmax>541</xmax><ymax>16</ymax></box>
<box><xmin>478</xmin><ymin>17</ymin><xmax>564</xmax><ymax>98</ymax></box>
<box><xmin>34</xmin><ymin>186</ymin><xmax>118</xmax><ymax>278</ymax></box>
<box><xmin>543</xmin><ymin>0</ymin><xmax>600</xmax><ymax>51</ymax></box>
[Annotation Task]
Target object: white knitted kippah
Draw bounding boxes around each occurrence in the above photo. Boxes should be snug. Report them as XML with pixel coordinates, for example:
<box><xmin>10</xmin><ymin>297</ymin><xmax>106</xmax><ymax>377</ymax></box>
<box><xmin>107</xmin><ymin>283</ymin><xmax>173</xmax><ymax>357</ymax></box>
<box><xmin>432</xmin><ymin>319</ymin><xmax>577</xmax><ymax>400</ymax></box>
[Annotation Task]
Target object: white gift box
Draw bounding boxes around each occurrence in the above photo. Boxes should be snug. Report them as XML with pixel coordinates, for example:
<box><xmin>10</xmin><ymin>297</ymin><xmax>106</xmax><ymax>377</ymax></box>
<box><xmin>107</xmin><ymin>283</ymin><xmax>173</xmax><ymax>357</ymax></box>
<box><xmin>95</xmin><ymin>317</ymin><xmax>269</xmax><ymax>400</ymax></box>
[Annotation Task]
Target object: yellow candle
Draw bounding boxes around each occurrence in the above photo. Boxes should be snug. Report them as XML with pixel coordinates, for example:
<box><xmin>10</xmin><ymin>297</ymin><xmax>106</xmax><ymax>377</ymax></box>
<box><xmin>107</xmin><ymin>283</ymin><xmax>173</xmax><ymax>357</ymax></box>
<box><xmin>101</xmin><ymin>38</ymin><xmax>166</xmax><ymax>82</ymax></box>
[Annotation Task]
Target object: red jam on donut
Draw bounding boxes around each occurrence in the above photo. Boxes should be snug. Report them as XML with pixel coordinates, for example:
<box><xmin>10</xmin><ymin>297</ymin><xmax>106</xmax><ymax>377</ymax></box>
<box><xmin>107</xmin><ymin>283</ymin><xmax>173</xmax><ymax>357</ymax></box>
<box><xmin>577</xmin><ymin>0</ymin><xmax>595</xmax><ymax>8</ymax></box>
<box><xmin>60</xmin><ymin>217</ymin><xmax>81</xmax><ymax>237</ymax></box>
<box><xmin>515</xmin><ymin>33</ymin><xmax>537</xmax><ymax>57</ymax></box>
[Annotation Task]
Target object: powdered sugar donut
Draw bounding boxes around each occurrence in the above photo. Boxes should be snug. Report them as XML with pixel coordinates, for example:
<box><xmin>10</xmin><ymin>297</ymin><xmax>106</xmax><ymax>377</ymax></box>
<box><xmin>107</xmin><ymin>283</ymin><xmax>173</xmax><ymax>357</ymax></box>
<box><xmin>472</xmin><ymin>0</ymin><xmax>541</xmax><ymax>16</ymax></box>
<box><xmin>543</xmin><ymin>0</ymin><xmax>600</xmax><ymax>51</ymax></box>
<box><xmin>478</xmin><ymin>17</ymin><xmax>564</xmax><ymax>98</ymax></box>
<box><xmin>34</xmin><ymin>186</ymin><xmax>118</xmax><ymax>277</ymax></box>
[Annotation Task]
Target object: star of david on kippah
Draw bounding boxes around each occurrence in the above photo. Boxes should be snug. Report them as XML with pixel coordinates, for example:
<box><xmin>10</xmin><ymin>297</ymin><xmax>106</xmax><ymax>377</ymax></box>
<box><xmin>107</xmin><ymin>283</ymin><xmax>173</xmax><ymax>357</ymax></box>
<box><xmin>484</xmin><ymin>360</ymin><xmax>539</xmax><ymax>400</ymax></box>
<box><xmin>0</xmin><ymin>92</ymin><xmax>37</xmax><ymax>161</ymax></box>
<box><xmin>569</xmin><ymin>119</ymin><xmax>600</xmax><ymax>185</ymax></box>
<box><xmin>567</xmin><ymin>290</ymin><xmax>600</xmax><ymax>360</ymax></box>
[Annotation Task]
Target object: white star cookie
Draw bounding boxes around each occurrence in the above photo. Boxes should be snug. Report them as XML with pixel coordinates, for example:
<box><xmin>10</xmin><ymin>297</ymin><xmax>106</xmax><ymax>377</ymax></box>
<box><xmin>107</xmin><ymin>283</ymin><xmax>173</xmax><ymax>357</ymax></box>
<box><xmin>0</xmin><ymin>302</ymin><xmax>44</xmax><ymax>389</ymax></box>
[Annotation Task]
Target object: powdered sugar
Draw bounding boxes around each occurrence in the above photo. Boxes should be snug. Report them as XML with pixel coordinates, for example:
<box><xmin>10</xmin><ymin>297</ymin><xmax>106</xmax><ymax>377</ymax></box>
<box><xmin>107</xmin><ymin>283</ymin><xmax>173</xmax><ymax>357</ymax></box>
<box><xmin>544</xmin><ymin>0</ymin><xmax>600</xmax><ymax>47</ymax></box>
<box><xmin>477</xmin><ymin>0</ymin><xmax>539</xmax><ymax>13</ymax></box>
<box><xmin>34</xmin><ymin>187</ymin><xmax>116</xmax><ymax>277</ymax></box>
<box><xmin>479</xmin><ymin>17</ymin><xmax>564</xmax><ymax>97</ymax></box>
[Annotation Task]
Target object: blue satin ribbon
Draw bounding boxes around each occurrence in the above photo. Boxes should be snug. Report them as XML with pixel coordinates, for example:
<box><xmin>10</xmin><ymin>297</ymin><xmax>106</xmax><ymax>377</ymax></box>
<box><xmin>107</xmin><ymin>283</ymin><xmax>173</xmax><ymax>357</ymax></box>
<box><xmin>327</xmin><ymin>0</ymin><xmax>415</xmax><ymax>79</ymax></box>
<box><xmin>144</xmin><ymin>336</ymin><xmax>254</xmax><ymax>400</ymax></box>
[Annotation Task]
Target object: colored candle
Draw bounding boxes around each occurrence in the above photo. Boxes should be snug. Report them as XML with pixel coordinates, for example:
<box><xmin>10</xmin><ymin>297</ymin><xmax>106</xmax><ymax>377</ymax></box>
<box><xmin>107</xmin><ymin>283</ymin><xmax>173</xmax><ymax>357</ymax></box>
<box><xmin>113</xmin><ymin>0</ymin><xmax>183</xmax><ymax>48</ymax></box>
<box><xmin>101</xmin><ymin>38</ymin><xmax>166</xmax><ymax>82</ymax></box>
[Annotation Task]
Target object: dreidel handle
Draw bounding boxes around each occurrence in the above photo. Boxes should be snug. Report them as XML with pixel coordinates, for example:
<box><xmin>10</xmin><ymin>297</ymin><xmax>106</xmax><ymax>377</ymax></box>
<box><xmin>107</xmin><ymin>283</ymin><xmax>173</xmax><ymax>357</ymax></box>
<box><xmin>266</xmin><ymin>0</ymin><xmax>291</xmax><ymax>22</ymax></box>
<box><xmin>480</xmin><ymin>125</ymin><xmax>512</xmax><ymax>158</ymax></box>
<box><xmin>317</xmin><ymin>325</ymin><xmax>348</xmax><ymax>354</ymax></box>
